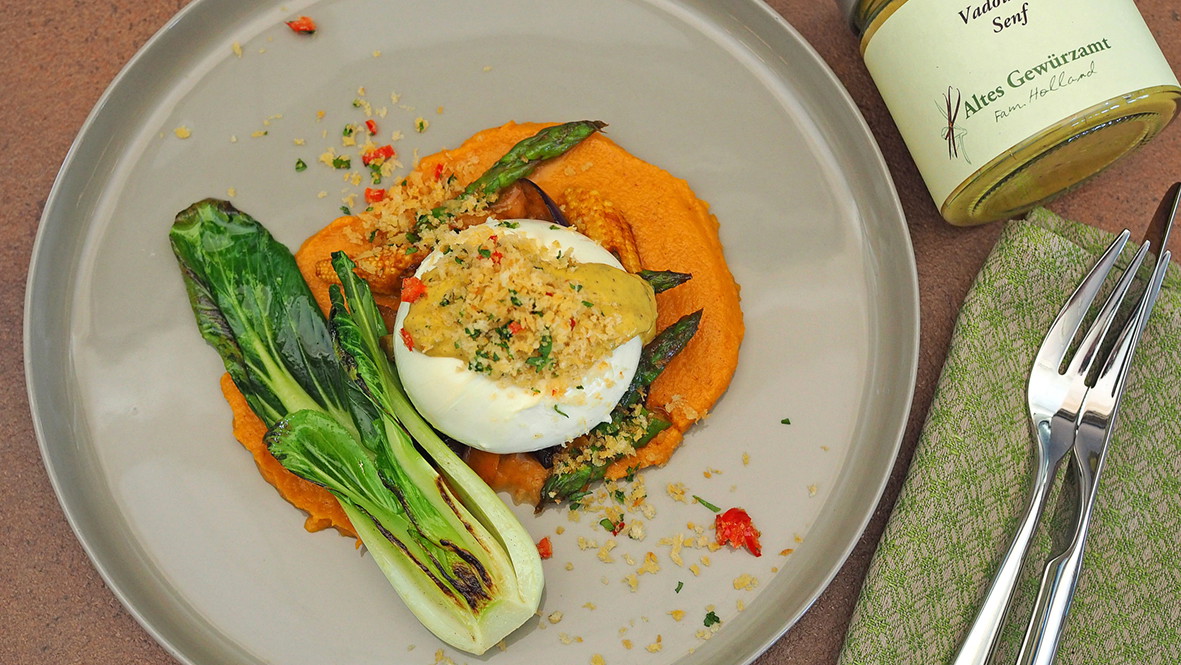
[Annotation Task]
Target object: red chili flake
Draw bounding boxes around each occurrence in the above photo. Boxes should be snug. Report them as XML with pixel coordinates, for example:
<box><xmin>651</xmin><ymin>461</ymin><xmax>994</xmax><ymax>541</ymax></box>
<box><xmin>364</xmin><ymin>187</ymin><xmax>386</xmax><ymax>203</ymax></box>
<box><xmin>400</xmin><ymin>276</ymin><xmax>427</xmax><ymax>303</ymax></box>
<box><xmin>612</xmin><ymin>521</ymin><xmax>626</xmax><ymax>536</ymax></box>
<box><xmin>285</xmin><ymin>16</ymin><xmax>317</xmax><ymax>34</ymax></box>
<box><xmin>507</xmin><ymin>321</ymin><xmax>524</xmax><ymax>335</ymax></box>
<box><xmin>489</xmin><ymin>234</ymin><xmax>498</xmax><ymax>243</ymax></box>
<box><xmin>365</xmin><ymin>119</ymin><xmax>378</xmax><ymax>135</ymax></box>
<box><xmin>536</xmin><ymin>537</ymin><xmax>553</xmax><ymax>559</ymax></box>
<box><xmin>362</xmin><ymin>144</ymin><xmax>395</xmax><ymax>166</ymax></box>
<box><xmin>569</xmin><ymin>317</ymin><xmax>577</xmax><ymax>330</ymax></box>
<box><xmin>399</xmin><ymin>328</ymin><xmax>415</xmax><ymax>351</ymax></box>
<box><xmin>433</xmin><ymin>163</ymin><xmax>445</xmax><ymax>180</ymax></box>
<box><xmin>490</xmin><ymin>251</ymin><xmax>503</xmax><ymax>265</ymax></box>
<box><xmin>715</xmin><ymin>507</ymin><xmax>762</xmax><ymax>557</ymax></box>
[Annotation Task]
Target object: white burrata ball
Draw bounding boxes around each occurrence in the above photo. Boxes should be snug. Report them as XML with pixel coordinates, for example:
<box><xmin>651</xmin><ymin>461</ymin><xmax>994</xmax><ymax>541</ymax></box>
<box><xmin>392</xmin><ymin>219</ymin><xmax>643</xmax><ymax>453</ymax></box>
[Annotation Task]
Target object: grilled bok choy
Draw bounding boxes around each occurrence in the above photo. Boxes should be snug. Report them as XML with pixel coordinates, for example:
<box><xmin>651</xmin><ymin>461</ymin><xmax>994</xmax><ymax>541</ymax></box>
<box><xmin>169</xmin><ymin>199</ymin><xmax>542</xmax><ymax>654</ymax></box>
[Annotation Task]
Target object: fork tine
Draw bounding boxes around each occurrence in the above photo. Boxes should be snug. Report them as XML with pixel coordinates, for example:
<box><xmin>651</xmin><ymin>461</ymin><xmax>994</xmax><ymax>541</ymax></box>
<box><xmin>1034</xmin><ymin>229</ymin><xmax>1130</xmax><ymax>370</ymax></box>
<box><xmin>1093</xmin><ymin>247</ymin><xmax>1170</xmax><ymax>399</ymax></box>
<box><xmin>1062</xmin><ymin>240</ymin><xmax>1151</xmax><ymax>380</ymax></box>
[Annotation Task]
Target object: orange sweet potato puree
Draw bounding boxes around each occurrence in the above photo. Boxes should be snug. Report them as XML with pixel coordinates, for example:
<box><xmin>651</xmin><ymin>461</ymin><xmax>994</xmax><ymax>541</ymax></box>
<box><xmin>222</xmin><ymin>121</ymin><xmax>742</xmax><ymax>528</ymax></box>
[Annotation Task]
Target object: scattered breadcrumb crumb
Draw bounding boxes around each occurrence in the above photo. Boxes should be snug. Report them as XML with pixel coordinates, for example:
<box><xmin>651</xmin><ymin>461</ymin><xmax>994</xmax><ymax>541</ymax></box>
<box><xmin>482</xmin><ymin>65</ymin><xmax>493</xmax><ymax>72</ymax></box>
<box><xmin>372</xmin><ymin>50</ymin><xmax>382</xmax><ymax>57</ymax></box>
<box><xmin>646</xmin><ymin>635</ymin><xmax>663</xmax><ymax>652</ymax></box>
<box><xmin>226</xmin><ymin>187</ymin><xmax>236</xmax><ymax>197</ymax></box>
<box><xmin>564</xmin><ymin>562</ymin><xmax>574</xmax><ymax>571</ymax></box>
<box><xmin>173</xmin><ymin>126</ymin><xmax>191</xmax><ymax>139</ymax></box>
<box><xmin>668</xmin><ymin>610</ymin><xmax>685</xmax><ymax>622</ymax></box>
<box><xmin>733</xmin><ymin>573</ymin><xmax>759</xmax><ymax>590</ymax></box>
<box><xmin>591</xmin><ymin>655</ymin><xmax>606</xmax><ymax>665</ymax></box>
<box><xmin>250</xmin><ymin>130</ymin><xmax>268</xmax><ymax>138</ymax></box>
<box><xmin>742</xmin><ymin>452</ymin><xmax>750</xmax><ymax>465</ymax></box>
<box><xmin>583</xmin><ymin>602</ymin><xmax>596</xmax><ymax>610</ymax></box>
<box><xmin>231</xmin><ymin>42</ymin><xmax>243</xmax><ymax>57</ymax></box>
<box><xmin>316</xmin><ymin>191</ymin><xmax>327</xmax><ymax>199</ymax></box>
<box><xmin>666</xmin><ymin>483</ymin><xmax>688</xmax><ymax>502</ymax></box>
<box><xmin>293</xmin><ymin>138</ymin><xmax>306</xmax><ymax>145</ymax></box>
<box><xmin>621</xmin><ymin>639</ymin><xmax>633</xmax><ymax>650</ymax></box>
<box><xmin>637</xmin><ymin>552</ymin><xmax>660</xmax><ymax>575</ymax></box>
<box><xmin>780</xmin><ymin>548</ymin><xmax>795</xmax><ymax>556</ymax></box>
<box><xmin>808</xmin><ymin>484</ymin><xmax>818</xmax><ymax>496</ymax></box>
<box><xmin>597</xmin><ymin>540</ymin><xmax>616</xmax><ymax>563</ymax></box>
<box><xmin>548</xmin><ymin>611</ymin><xmax>563</xmax><ymax>624</ymax></box>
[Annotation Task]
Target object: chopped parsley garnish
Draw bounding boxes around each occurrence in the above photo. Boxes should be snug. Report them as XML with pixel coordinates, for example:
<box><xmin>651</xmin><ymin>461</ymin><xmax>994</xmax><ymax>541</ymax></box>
<box><xmin>553</xmin><ymin>404</ymin><xmax>569</xmax><ymax>418</ymax></box>
<box><xmin>780</xmin><ymin>417</ymin><xmax>792</xmax><ymax>425</ymax></box>
<box><xmin>525</xmin><ymin>334</ymin><xmax>554</xmax><ymax>371</ymax></box>
<box><xmin>331</xmin><ymin>156</ymin><xmax>351</xmax><ymax>169</ymax></box>
<box><xmin>294</xmin><ymin>158</ymin><xmax>308</xmax><ymax>172</ymax></box>
<box><xmin>704</xmin><ymin>611</ymin><xmax>721</xmax><ymax>627</ymax></box>
<box><xmin>582</xmin><ymin>300</ymin><xmax>594</xmax><ymax>308</ymax></box>
<box><xmin>693</xmin><ymin>495</ymin><xmax>722</xmax><ymax>513</ymax></box>
<box><xmin>675</xmin><ymin>581</ymin><xmax>684</xmax><ymax>593</ymax></box>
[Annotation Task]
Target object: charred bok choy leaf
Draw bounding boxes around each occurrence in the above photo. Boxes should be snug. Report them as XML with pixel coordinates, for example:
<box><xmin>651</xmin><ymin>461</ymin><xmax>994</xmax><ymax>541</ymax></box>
<box><xmin>170</xmin><ymin>199</ymin><xmax>542</xmax><ymax>655</ymax></box>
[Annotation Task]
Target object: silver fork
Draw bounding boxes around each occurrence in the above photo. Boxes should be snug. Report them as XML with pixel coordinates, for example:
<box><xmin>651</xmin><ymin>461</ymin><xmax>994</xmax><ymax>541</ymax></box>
<box><xmin>950</xmin><ymin>227</ymin><xmax>1135</xmax><ymax>665</ymax></box>
<box><xmin>951</xmin><ymin>191</ymin><xmax>1177</xmax><ymax>665</ymax></box>
<box><xmin>1015</xmin><ymin>183</ymin><xmax>1178</xmax><ymax>665</ymax></box>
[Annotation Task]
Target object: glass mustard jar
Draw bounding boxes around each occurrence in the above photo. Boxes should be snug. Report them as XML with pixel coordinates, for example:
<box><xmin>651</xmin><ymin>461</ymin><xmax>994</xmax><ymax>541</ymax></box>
<box><xmin>842</xmin><ymin>0</ymin><xmax>1180</xmax><ymax>225</ymax></box>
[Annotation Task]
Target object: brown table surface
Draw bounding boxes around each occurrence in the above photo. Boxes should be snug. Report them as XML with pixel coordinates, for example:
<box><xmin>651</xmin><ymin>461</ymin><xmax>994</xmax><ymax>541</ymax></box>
<box><xmin>3</xmin><ymin>1</ymin><xmax>1178</xmax><ymax>663</ymax></box>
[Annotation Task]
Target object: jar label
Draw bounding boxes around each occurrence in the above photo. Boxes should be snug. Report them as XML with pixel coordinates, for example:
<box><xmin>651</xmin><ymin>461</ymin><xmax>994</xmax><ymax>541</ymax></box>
<box><xmin>863</xmin><ymin>0</ymin><xmax>1179</xmax><ymax>207</ymax></box>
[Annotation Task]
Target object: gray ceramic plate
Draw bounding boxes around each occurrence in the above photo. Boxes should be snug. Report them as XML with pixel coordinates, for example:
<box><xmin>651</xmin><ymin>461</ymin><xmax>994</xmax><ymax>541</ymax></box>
<box><xmin>26</xmin><ymin>1</ymin><xmax>918</xmax><ymax>663</ymax></box>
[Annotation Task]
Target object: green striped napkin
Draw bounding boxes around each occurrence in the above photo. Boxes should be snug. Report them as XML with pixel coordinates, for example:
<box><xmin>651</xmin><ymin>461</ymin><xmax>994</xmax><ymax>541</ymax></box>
<box><xmin>838</xmin><ymin>208</ymin><xmax>1181</xmax><ymax>665</ymax></box>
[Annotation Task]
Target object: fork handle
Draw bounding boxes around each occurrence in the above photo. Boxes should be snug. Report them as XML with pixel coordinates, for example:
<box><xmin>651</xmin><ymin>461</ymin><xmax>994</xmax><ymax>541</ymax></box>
<box><xmin>951</xmin><ymin>459</ymin><xmax>1056</xmax><ymax>665</ymax></box>
<box><xmin>1016</xmin><ymin>447</ymin><xmax>1104</xmax><ymax>665</ymax></box>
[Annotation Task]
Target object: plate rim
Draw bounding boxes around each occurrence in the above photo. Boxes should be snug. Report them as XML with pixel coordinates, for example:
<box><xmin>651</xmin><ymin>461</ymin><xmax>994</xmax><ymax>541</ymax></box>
<box><xmin>24</xmin><ymin>1</ymin><xmax>919</xmax><ymax>663</ymax></box>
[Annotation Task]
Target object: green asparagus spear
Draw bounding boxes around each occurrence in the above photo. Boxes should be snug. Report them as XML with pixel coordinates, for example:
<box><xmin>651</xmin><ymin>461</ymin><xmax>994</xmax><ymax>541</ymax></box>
<box><xmin>539</xmin><ymin>310</ymin><xmax>703</xmax><ymax>506</ymax></box>
<box><xmin>638</xmin><ymin>269</ymin><xmax>693</xmax><ymax>294</ymax></box>
<box><xmin>604</xmin><ymin>309</ymin><xmax>703</xmax><ymax>432</ymax></box>
<box><xmin>416</xmin><ymin>121</ymin><xmax>606</xmax><ymax>233</ymax></box>
<box><xmin>538</xmin><ymin>414</ymin><xmax>671</xmax><ymax>506</ymax></box>
<box><xmin>464</xmin><ymin>121</ymin><xmax>606</xmax><ymax>198</ymax></box>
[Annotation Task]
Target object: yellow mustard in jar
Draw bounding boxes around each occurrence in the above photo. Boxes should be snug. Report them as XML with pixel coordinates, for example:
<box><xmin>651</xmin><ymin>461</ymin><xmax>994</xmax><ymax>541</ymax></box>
<box><xmin>843</xmin><ymin>0</ymin><xmax>1180</xmax><ymax>225</ymax></box>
